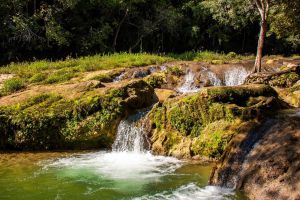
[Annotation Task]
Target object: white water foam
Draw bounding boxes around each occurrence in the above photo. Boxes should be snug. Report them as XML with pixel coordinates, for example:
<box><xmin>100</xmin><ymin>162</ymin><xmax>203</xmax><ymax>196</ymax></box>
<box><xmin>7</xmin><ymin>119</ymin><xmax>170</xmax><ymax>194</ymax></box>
<box><xmin>160</xmin><ymin>65</ymin><xmax>167</xmax><ymax>71</ymax></box>
<box><xmin>134</xmin><ymin>183</ymin><xmax>235</xmax><ymax>200</ymax></box>
<box><xmin>43</xmin><ymin>151</ymin><xmax>182</xmax><ymax>180</ymax></box>
<box><xmin>177</xmin><ymin>70</ymin><xmax>200</xmax><ymax>93</ymax></box>
<box><xmin>112</xmin><ymin>120</ymin><xmax>145</xmax><ymax>152</ymax></box>
<box><xmin>113</xmin><ymin>72</ymin><xmax>126</xmax><ymax>82</ymax></box>
<box><xmin>207</xmin><ymin>71</ymin><xmax>222</xmax><ymax>86</ymax></box>
<box><xmin>43</xmin><ymin>110</ymin><xmax>182</xmax><ymax>180</ymax></box>
<box><xmin>224</xmin><ymin>67</ymin><xmax>249</xmax><ymax>86</ymax></box>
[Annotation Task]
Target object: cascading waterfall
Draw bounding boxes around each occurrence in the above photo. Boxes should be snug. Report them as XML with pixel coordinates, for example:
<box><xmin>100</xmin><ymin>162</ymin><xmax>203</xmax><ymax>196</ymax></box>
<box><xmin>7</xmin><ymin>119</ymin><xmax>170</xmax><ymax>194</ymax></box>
<box><xmin>112</xmin><ymin>110</ymin><xmax>148</xmax><ymax>153</ymax></box>
<box><xmin>206</xmin><ymin>67</ymin><xmax>249</xmax><ymax>87</ymax></box>
<box><xmin>39</xmin><ymin>108</ymin><xmax>241</xmax><ymax>200</ymax></box>
<box><xmin>207</xmin><ymin>71</ymin><xmax>222</xmax><ymax>86</ymax></box>
<box><xmin>224</xmin><ymin>67</ymin><xmax>249</xmax><ymax>86</ymax></box>
<box><xmin>113</xmin><ymin>72</ymin><xmax>126</xmax><ymax>82</ymax></box>
<box><xmin>177</xmin><ymin>70</ymin><xmax>200</xmax><ymax>93</ymax></box>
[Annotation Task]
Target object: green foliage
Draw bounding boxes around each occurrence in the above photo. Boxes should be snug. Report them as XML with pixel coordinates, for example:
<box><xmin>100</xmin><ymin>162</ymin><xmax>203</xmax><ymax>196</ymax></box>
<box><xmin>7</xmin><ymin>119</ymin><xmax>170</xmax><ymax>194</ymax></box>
<box><xmin>44</xmin><ymin>70</ymin><xmax>77</xmax><ymax>84</ymax></box>
<box><xmin>1</xmin><ymin>0</ymin><xmax>299</xmax><ymax>64</ymax></box>
<box><xmin>0</xmin><ymin>53</ymin><xmax>173</xmax><ymax>87</ymax></box>
<box><xmin>2</xmin><ymin>78</ymin><xmax>25</xmax><ymax>94</ymax></box>
<box><xmin>29</xmin><ymin>73</ymin><xmax>47</xmax><ymax>83</ymax></box>
<box><xmin>170</xmin><ymin>51</ymin><xmax>254</xmax><ymax>63</ymax></box>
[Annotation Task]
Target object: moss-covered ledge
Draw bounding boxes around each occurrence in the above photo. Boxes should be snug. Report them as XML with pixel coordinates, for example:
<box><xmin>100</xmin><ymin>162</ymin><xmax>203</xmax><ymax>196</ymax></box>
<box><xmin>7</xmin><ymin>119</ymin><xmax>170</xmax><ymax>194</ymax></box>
<box><xmin>147</xmin><ymin>84</ymin><xmax>285</xmax><ymax>159</ymax></box>
<box><xmin>0</xmin><ymin>79</ymin><xmax>156</xmax><ymax>150</ymax></box>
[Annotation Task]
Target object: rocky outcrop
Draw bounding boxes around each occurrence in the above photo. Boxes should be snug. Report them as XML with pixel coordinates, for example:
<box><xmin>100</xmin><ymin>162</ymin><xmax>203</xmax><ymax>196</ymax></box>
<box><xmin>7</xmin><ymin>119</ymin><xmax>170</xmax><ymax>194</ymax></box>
<box><xmin>209</xmin><ymin>113</ymin><xmax>300</xmax><ymax>200</ymax></box>
<box><xmin>147</xmin><ymin>84</ymin><xmax>285</xmax><ymax>159</ymax></box>
<box><xmin>0</xmin><ymin>79</ymin><xmax>156</xmax><ymax>150</ymax></box>
<box><xmin>245</xmin><ymin>65</ymin><xmax>300</xmax><ymax>88</ymax></box>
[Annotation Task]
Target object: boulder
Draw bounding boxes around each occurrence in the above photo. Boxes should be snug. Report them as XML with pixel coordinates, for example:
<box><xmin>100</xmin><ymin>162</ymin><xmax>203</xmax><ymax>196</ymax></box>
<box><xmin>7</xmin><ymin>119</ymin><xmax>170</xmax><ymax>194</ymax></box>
<box><xmin>148</xmin><ymin>84</ymin><xmax>285</xmax><ymax>159</ymax></box>
<box><xmin>209</xmin><ymin>115</ymin><xmax>300</xmax><ymax>200</ymax></box>
<box><xmin>0</xmin><ymin>80</ymin><xmax>156</xmax><ymax>150</ymax></box>
<box><xmin>245</xmin><ymin>65</ymin><xmax>300</xmax><ymax>88</ymax></box>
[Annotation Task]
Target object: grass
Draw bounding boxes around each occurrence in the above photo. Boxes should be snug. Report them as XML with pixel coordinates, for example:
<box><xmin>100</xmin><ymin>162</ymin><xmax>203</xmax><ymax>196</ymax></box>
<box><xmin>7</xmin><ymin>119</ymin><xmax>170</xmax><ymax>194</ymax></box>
<box><xmin>169</xmin><ymin>51</ymin><xmax>255</xmax><ymax>64</ymax></box>
<box><xmin>1</xmin><ymin>78</ymin><xmax>25</xmax><ymax>94</ymax></box>
<box><xmin>0</xmin><ymin>53</ymin><xmax>174</xmax><ymax>85</ymax></box>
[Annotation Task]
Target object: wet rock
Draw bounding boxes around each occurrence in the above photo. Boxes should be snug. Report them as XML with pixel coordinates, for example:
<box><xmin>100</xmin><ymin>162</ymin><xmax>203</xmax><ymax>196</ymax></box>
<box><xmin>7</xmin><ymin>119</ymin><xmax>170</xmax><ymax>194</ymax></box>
<box><xmin>122</xmin><ymin>80</ymin><xmax>156</xmax><ymax>109</ymax></box>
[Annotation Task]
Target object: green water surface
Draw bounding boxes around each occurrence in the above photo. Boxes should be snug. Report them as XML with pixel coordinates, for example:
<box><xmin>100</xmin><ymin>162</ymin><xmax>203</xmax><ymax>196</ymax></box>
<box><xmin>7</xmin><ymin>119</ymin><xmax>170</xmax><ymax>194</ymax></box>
<box><xmin>0</xmin><ymin>152</ymin><xmax>246</xmax><ymax>200</ymax></box>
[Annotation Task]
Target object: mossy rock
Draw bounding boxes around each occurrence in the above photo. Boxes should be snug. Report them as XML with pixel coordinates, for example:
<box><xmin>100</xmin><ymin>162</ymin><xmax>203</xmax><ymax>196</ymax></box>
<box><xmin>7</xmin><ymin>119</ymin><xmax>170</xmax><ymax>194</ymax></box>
<box><xmin>245</xmin><ymin>65</ymin><xmax>300</xmax><ymax>88</ymax></box>
<box><xmin>148</xmin><ymin>84</ymin><xmax>284</xmax><ymax>159</ymax></box>
<box><xmin>0</xmin><ymin>80</ymin><xmax>156</xmax><ymax>150</ymax></box>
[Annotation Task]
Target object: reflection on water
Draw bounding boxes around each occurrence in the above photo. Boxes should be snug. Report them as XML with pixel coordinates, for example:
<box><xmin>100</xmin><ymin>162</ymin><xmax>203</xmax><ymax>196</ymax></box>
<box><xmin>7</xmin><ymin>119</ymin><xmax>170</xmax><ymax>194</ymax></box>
<box><xmin>0</xmin><ymin>152</ymin><xmax>246</xmax><ymax>200</ymax></box>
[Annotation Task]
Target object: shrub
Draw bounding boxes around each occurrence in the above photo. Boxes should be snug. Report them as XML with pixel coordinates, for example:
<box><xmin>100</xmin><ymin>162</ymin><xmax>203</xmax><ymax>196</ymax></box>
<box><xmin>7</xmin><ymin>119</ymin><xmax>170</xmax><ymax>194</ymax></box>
<box><xmin>2</xmin><ymin>78</ymin><xmax>25</xmax><ymax>93</ymax></box>
<box><xmin>29</xmin><ymin>73</ymin><xmax>47</xmax><ymax>83</ymax></box>
<box><xmin>44</xmin><ymin>70</ymin><xmax>76</xmax><ymax>84</ymax></box>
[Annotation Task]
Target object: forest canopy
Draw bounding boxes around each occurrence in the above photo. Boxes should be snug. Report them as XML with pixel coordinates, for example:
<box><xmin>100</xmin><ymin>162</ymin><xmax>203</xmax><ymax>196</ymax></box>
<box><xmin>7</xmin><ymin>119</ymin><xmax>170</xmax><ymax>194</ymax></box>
<box><xmin>1</xmin><ymin>0</ymin><xmax>299</xmax><ymax>64</ymax></box>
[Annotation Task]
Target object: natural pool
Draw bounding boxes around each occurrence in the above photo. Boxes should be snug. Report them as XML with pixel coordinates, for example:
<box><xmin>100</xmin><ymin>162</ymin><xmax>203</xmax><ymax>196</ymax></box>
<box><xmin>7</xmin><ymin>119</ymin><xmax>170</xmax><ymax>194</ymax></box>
<box><xmin>0</xmin><ymin>151</ymin><xmax>246</xmax><ymax>200</ymax></box>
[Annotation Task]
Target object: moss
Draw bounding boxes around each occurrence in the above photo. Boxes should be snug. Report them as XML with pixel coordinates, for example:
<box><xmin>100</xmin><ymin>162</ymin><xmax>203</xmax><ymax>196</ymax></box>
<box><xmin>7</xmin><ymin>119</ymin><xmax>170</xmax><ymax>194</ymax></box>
<box><xmin>0</xmin><ymin>80</ymin><xmax>155</xmax><ymax>150</ymax></box>
<box><xmin>201</xmin><ymin>84</ymin><xmax>277</xmax><ymax>105</ymax></box>
<box><xmin>166</xmin><ymin>66</ymin><xmax>184</xmax><ymax>76</ymax></box>
<box><xmin>149</xmin><ymin>84</ymin><xmax>283</xmax><ymax>159</ymax></box>
<box><xmin>91</xmin><ymin>71</ymin><xmax>123</xmax><ymax>83</ymax></box>
<box><xmin>144</xmin><ymin>73</ymin><xmax>165</xmax><ymax>88</ymax></box>
<box><xmin>191</xmin><ymin>120</ymin><xmax>237</xmax><ymax>158</ymax></box>
<box><xmin>269</xmin><ymin>72</ymin><xmax>300</xmax><ymax>87</ymax></box>
<box><xmin>165</xmin><ymin>95</ymin><xmax>235</xmax><ymax>136</ymax></box>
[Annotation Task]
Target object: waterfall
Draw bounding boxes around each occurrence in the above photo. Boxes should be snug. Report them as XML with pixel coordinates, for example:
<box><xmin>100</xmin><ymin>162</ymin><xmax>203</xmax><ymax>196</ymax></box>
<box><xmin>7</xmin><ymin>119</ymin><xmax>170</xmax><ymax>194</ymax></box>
<box><xmin>113</xmin><ymin>72</ymin><xmax>126</xmax><ymax>82</ymax></box>
<box><xmin>224</xmin><ymin>67</ymin><xmax>249</xmax><ymax>86</ymax></box>
<box><xmin>177</xmin><ymin>70</ymin><xmax>200</xmax><ymax>93</ymax></box>
<box><xmin>112</xmin><ymin>110</ymin><xmax>149</xmax><ymax>153</ymax></box>
<box><xmin>206</xmin><ymin>67</ymin><xmax>249</xmax><ymax>87</ymax></box>
<box><xmin>112</xmin><ymin>120</ymin><xmax>145</xmax><ymax>152</ymax></box>
<box><xmin>207</xmin><ymin>71</ymin><xmax>222</xmax><ymax>86</ymax></box>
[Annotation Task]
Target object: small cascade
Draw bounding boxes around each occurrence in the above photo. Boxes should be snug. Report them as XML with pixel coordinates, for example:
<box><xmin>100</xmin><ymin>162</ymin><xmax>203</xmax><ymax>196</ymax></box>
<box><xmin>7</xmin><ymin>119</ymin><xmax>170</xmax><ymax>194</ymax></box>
<box><xmin>160</xmin><ymin>65</ymin><xmax>167</xmax><ymax>71</ymax></box>
<box><xmin>224</xmin><ymin>67</ymin><xmax>249</xmax><ymax>86</ymax></box>
<box><xmin>207</xmin><ymin>71</ymin><xmax>222</xmax><ymax>86</ymax></box>
<box><xmin>112</xmin><ymin>120</ymin><xmax>145</xmax><ymax>152</ymax></box>
<box><xmin>177</xmin><ymin>70</ymin><xmax>200</xmax><ymax>93</ymax></box>
<box><xmin>113</xmin><ymin>72</ymin><xmax>126</xmax><ymax>82</ymax></box>
<box><xmin>112</xmin><ymin>110</ymin><xmax>149</xmax><ymax>153</ymax></box>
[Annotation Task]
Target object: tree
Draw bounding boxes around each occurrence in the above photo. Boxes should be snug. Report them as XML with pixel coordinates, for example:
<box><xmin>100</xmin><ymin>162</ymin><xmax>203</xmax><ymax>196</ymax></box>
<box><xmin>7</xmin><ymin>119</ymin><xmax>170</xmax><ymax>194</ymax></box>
<box><xmin>252</xmin><ymin>0</ymin><xmax>269</xmax><ymax>73</ymax></box>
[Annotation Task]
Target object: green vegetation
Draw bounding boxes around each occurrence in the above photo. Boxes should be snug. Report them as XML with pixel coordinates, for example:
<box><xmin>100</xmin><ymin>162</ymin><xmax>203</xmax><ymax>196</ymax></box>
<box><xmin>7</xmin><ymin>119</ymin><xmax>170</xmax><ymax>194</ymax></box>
<box><xmin>0</xmin><ymin>53</ymin><xmax>173</xmax><ymax>86</ymax></box>
<box><xmin>166</xmin><ymin>66</ymin><xmax>184</xmax><ymax>76</ymax></box>
<box><xmin>1</xmin><ymin>0</ymin><xmax>299</xmax><ymax>65</ymax></box>
<box><xmin>170</xmin><ymin>51</ymin><xmax>254</xmax><ymax>64</ymax></box>
<box><xmin>0</xmin><ymin>80</ymin><xmax>154</xmax><ymax>150</ymax></box>
<box><xmin>1</xmin><ymin>78</ymin><xmax>25</xmax><ymax>94</ymax></box>
<box><xmin>149</xmin><ymin>85</ymin><xmax>282</xmax><ymax>159</ymax></box>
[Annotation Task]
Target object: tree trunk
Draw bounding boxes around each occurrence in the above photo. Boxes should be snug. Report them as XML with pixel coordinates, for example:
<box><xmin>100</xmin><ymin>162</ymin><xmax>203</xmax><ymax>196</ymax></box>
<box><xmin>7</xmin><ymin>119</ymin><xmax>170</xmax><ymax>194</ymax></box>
<box><xmin>252</xmin><ymin>0</ymin><xmax>269</xmax><ymax>73</ymax></box>
<box><xmin>112</xmin><ymin>9</ymin><xmax>129</xmax><ymax>51</ymax></box>
<box><xmin>253</xmin><ymin>19</ymin><xmax>267</xmax><ymax>73</ymax></box>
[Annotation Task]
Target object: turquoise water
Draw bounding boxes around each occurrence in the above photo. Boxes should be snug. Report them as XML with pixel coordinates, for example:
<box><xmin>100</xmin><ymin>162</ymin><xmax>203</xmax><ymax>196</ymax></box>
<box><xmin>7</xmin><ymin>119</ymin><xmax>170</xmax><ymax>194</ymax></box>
<box><xmin>0</xmin><ymin>151</ymin><xmax>246</xmax><ymax>200</ymax></box>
